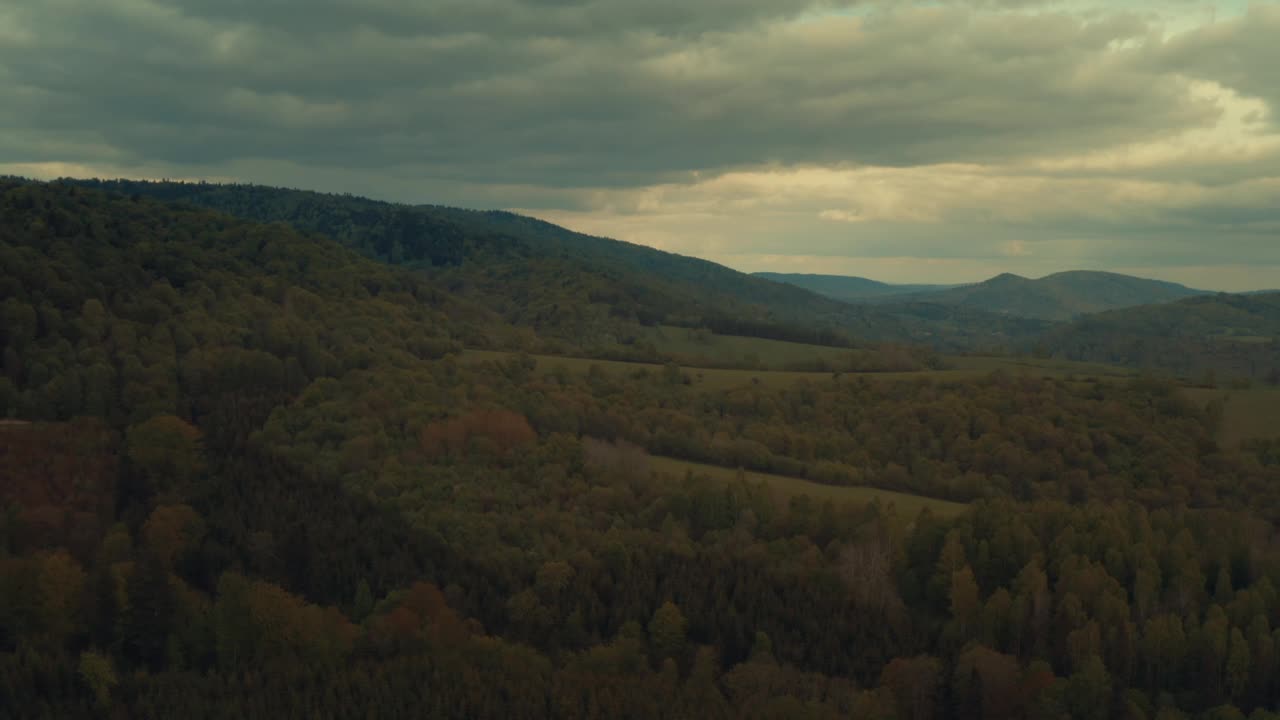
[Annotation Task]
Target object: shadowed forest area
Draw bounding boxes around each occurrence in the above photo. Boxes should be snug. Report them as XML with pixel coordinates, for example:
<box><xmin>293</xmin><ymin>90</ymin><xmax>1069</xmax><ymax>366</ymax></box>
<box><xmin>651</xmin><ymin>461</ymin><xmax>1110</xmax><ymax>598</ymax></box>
<box><xmin>4</xmin><ymin>181</ymin><xmax>1280</xmax><ymax>719</ymax></box>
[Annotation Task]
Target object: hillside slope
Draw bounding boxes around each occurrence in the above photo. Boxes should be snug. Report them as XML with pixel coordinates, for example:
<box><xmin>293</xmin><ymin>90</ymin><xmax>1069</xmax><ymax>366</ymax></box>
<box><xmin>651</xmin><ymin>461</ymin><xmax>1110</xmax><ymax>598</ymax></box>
<box><xmin>751</xmin><ymin>272</ymin><xmax>954</xmax><ymax>301</ymax></box>
<box><xmin>886</xmin><ymin>270</ymin><xmax>1207</xmax><ymax>320</ymax></box>
<box><xmin>1036</xmin><ymin>292</ymin><xmax>1280</xmax><ymax>382</ymax></box>
<box><xmin>0</xmin><ymin>180</ymin><xmax>511</xmax><ymax>430</ymax></box>
<box><xmin>7</xmin><ymin>180</ymin><xmax>1280</xmax><ymax>720</ymax></box>
<box><xmin>64</xmin><ymin>179</ymin><xmax>1048</xmax><ymax>352</ymax></box>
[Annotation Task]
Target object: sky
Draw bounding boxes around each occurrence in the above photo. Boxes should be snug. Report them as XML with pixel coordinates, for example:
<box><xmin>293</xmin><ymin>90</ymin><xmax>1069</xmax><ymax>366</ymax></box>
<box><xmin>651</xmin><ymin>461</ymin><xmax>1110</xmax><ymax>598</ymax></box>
<box><xmin>2</xmin><ymin>0</ymin><xmax>1278</xmax><ymax>290</ymax></box>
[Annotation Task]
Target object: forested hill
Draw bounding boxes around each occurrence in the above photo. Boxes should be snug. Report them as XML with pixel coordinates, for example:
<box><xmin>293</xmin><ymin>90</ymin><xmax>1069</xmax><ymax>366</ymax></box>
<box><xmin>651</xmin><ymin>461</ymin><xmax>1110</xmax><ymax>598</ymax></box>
<box><xmin>762</xmin><ymin>269</ymin><xmax>1209</xmax><ymax>321</ymax></box>
<box><xmin>1037</xmin><ymin>291</ymin><xmax>1280</xmax><ymax>382</ymax></box>
<box><xmin>63</xmin><ymin>178</ymin><xmax>1048</xmax><ymax>352</ymax></box>
<box><xmin>5</xmin><ymin>179</ymin><xmax>1280</xmax><ymax>719</ymax></box>
<box><xmin>897</xmin><ymin>270</ymin><xmax>1207</xmax><ymax>321</ymax></box>
<box><xmin>0</xmin><ymin>179</ymin><xmax>513</xmax><ymax>430</ymax></box>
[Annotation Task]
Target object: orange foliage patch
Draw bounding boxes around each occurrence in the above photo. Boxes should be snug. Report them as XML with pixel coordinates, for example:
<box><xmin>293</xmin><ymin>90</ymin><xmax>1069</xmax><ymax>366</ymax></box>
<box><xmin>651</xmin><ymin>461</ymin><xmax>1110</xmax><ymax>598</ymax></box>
<box><xmin>419</xmin><ymin>408</ymin><xmax>536</xmax><ymax>459</ymax></box>
<box><xmin>0</xmin><ymin>419</ymin><xmax>117</xmax><ymax>553</ymax></box>
<box><xmin>369</xmin><ymin>581</ymin><xmax>471</xmax><ymax>651</ymax></box>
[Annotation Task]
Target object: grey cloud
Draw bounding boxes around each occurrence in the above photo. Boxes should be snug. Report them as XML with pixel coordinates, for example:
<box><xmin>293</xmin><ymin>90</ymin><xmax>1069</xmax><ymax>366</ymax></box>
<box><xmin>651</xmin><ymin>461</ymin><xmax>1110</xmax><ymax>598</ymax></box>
<box><xmin>0</xmin><ymin>0</ymin><xmax>1226</xmax><ymax>187</ymax></box>
<box><xmin>156</xmin><ymin>0</ymin><xmax>860</xmax><ymax>41</ymax></box>
<box><xmin>770</xmin><ymin>220</ymin><xmax>1278</xmax><ymax>267</ymax></box>
<box><xmin>1149</xmin><ymin>4</ymin><xmax>1280</xmax><ymax>126</ymax></box>
<box><xmin>4</xmin><ymin>0</ymin><xmax>1278</xmax><ymax>286</ymax></box>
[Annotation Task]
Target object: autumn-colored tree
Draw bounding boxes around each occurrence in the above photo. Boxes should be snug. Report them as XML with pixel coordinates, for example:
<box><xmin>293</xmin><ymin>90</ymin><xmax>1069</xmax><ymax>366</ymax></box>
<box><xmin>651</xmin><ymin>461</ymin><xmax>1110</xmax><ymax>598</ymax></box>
<box><xmin>142</xmin><ymin>504</ymin><xmax>205</xmax><ymax>569</ymax></box>
<box><xmin>648</xmin><ymin>601</ymin><xmax>687</xmax><ymax>661</ymax></box>
<box><xmin>1064</xmin><ymin>655</ymin><xmax>1112</xmax><ymax>720</ymax></box>
<box><xmin>78</xmin><ymin>650</ymin><xmax>117</xmax><ymax>709</ymax></box>
<box><xmin>420</xmin><ymin>408</ymin><xmax>536</xmax><ymax>459</ymax></box>
<box><xmin>953</xmin><ymin>645</ymin><xmax>1022</xmax><ymax>720</ymax></box>
<box><xmin>35</xmin><ymin>550</ymin><xmax>86</xmax><ymax>643</ymax></box>
<box><xmin>126</xmin><ymin>414</ymin><xmax>204</xmax><ymax>497</ymax></box>
<box><xmin>120</xmin><ymin>553</ymin><xmax>176</xmax><ymax>668</ymax></box>
<box><xmin>949</xmin><ymin>565</ymin><xmax>981</xmax><ymax>641</ymax></box>
<box><xmin>880</xmin><ymin>655</ymin><xmax>941</xmax><ymax>720</ymax></box>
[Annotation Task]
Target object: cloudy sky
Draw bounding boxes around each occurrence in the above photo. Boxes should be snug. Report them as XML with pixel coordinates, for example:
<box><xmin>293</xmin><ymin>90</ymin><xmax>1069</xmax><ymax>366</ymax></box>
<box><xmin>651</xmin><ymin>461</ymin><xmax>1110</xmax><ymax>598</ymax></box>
<box><xmin>3</xmin><ymin>0</ymin><xmax>1278</xmax><ymax>289</ymax></box>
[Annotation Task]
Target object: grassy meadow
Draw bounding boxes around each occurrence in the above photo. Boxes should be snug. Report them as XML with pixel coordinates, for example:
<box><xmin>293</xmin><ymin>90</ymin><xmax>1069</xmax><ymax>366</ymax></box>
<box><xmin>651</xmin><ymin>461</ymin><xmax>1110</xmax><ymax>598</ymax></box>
<box><xmin>463</xmin><ymin>328</ymin><xmax>1135</xmax><ymax>392</ymax></box>
<box><xmin>637</xmin><ymin>325</ymin><xmax>862</xmax><ymax>368</ymax></box>
<box><xmin>1182</xmin><ymin>386</ymin><xmax>1280</xmax><ymax>448</ymax></box>
<box><xmin>640</xmin><ymin>325</ymin><xmax>1135</xmax><ymax>379</ymax></box>
<box><xmin>462</xmin><ymin>348</ymin><xmax>835</xmax><ymax>390</ymax></box>
<box><xmin>650</xmin><ymin>456</ymin><xmax>968</xmax><ymax>520</ymax></box>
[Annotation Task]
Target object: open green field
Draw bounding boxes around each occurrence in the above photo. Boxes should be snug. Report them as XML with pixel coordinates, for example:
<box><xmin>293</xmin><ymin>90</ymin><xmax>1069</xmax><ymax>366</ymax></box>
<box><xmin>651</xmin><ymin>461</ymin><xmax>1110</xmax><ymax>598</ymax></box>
<box><xmin>1214</xmin><ymin>335</ymin><xmax>1274</xmax><ymax>345</ymax></box>
<box><xmin>637</xmin><ymin>325</ymin><xmax>863</xmax><ymax>368</ymax></box>
<box><xmin>467</xmin><ymin>346</ymin><xmax>1273</xmax><ymax>458</ymax></box>
<box><xmin>650</xmin><ymin>456</ymin><xmax>968</xmax><ymax>519</ymax></box>
<box><xmin>1182</xmin><ymin>386</ymin><xmax>1280</xmax><ymax>448</ymax></box>
<box><xmin>947</xmin><ymin>354</ymin><xmax>1134</xmax><ymax>378</ymax></box>
<box><xmin>640</xmin><ymin>325</ymin><xmax>1134</xmax><ymax>378</ymax></box>
<box><xmin>462</xmin><ymin>346</ymin><xmax>1132</xmax><ymax>392</ymax></box>
<box><xmin>463</xmin><ymin>348</ymin><xmax>832</xmax><ymax>389</ymax></box>
<box><xmin>464</xmin><ymin>349</ymin><xmax>1020</xmax><ymax>390</ymax></box>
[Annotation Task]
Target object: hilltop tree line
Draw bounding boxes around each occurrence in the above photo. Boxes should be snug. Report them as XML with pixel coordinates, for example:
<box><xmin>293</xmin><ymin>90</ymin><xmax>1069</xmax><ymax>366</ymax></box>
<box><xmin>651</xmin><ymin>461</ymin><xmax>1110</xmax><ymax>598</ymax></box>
<box><xmin>63</xmin><ymin>178</ymin><xmax>1057</xmax><ymax>353</ymax></box>
<box><xmin>1037</xmin><ymin>294</ymin><xmax>1280</xmax><ymax>384</ymax></box>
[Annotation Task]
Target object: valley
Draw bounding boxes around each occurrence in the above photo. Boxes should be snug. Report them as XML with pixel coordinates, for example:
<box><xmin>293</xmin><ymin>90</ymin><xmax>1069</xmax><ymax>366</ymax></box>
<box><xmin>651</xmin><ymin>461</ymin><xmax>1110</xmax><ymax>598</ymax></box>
<box><xmin>8</xmin><ymin>2</ymin><xmax>1280</xmax><ymax>716</ymax></box>
<box><xmin>3</xmin><ymin>179</ymin><xmax>1279</xmax><ymax>720</ymax></box>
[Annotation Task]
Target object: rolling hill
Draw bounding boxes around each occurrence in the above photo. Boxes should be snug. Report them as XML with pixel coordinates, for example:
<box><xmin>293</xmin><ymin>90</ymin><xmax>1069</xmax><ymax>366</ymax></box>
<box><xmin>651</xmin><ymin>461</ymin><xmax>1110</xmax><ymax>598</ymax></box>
<box><xmin>766</xmin><ymin>269</ymin><xmax>1210</xmax><ymax>321</ymax></box>
<box><xmin>887</xmin><ymin>270</ymin><xmax>1208</xmax><ymax>321</ymax></box>
<box><xmin>1036</xmin><ymin>291</ymin><xmax>1280</xmax><ymax>382</ymax></box>
<box><xmin>751</xmin><ymin>272</ymin><xmax>955</xmax><ymax>301</ymax></box>
<box><xmin>8</xmin><ymin>179</ymin><xmax>1280</xmax><ymax>720</ymax></box>
<box><xmin>61</xmin><ymin>179</ymin><xmax>1048</xmax><ymax>352</ymax></box>
<box><xmin>0</xmin><ymin>179</ymin><xmax>513</xmax><ymax>431</ymax></box>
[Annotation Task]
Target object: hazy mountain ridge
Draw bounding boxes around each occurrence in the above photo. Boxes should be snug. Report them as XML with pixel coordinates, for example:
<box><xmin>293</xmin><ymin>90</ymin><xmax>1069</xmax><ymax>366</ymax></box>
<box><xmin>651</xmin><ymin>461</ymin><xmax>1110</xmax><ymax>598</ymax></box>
<box><xmin>914</xmin><ymin>270</ymin><xmax>1209</xmax><ymax>321</ymax></box>
<box><xmin>765</xmin><ymin>268</ymin><xmax>1212</xmax><ymax>321</ymax></box>
<box><xmin>751</xmin><ymin>272</ymin><xmax>957</xmax><ymax>301</ymax></box>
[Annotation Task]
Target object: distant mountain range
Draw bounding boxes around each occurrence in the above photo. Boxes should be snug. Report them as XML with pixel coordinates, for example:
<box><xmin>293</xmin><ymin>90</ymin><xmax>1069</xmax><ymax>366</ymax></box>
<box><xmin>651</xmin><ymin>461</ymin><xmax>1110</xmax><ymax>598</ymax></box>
<box><xmin>759</xmin><ymin>270</ymin><xmax>1212</xmax><ymax>321</ymax></box>
<box><xmin>751</xmin><ymin>273</ymin><xmax>958</xmax><ymax>301</ymax></box>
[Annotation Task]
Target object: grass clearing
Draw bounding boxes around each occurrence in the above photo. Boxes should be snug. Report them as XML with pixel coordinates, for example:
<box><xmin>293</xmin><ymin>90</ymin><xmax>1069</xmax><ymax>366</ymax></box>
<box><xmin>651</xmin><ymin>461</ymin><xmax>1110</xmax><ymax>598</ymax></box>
<box><xmin>462</xmin><ymin>349</ymin><xmax>998</xmax><ymax>390</ymax></box>
<box><xmin>641</xmin><ymin>325</ymin><xmax>1135</xmax><ymax>379</ymax></box>
<box><xmin>650</xmin><ymin>456</ymin><xmax>967</xmax><ymax>520</ymax></box>
<box><xmin>1214</xmin><ymin>335</ymin><xmax>1273</xmax><ymax>345</ymax></box>
<box><xmin>637</xmin><ymin>325</ymin><xmax>863</xmax><ymax>369</ymax></box>
<box><xmin>1182</xmin><ymin>386</ymin><xmax>1280</xmax><ymax>448</ymax></box>
<box><xmin>947</xmin><ymin>355</ymin><xmax>1134</xmax><ymax>378</ymax></box>
<box><xmin>464</xmin><ymin>349</ymin><xmax>839</xmax><ymax>389</ymax></box>
<box><xmin>461</xmin><ymin>347</ymin><xmax>1132</xmax><ymax>392</ymax></box>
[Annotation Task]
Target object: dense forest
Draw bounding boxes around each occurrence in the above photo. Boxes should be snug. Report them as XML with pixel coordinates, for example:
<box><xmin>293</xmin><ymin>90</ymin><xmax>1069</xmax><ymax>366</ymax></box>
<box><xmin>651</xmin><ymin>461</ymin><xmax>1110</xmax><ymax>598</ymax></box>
<box><xmin>1036</xmin><ymin>294</ymin><xmax>1280</xmax><ymax>384</ymax></box>
<box><xmin>63</xmin><ymin>179</ymin><xmax>1280</xmax><ymax>385</ymax></box>
<box><xmin>4</xmin><ymin>181</ymin><xmax>1280</xmax><ymax>719</ymax></box>
<box><xmin>62</xmin><ymin>178</ymin><xmax>1053</xmax><ymax>354</ymax></box>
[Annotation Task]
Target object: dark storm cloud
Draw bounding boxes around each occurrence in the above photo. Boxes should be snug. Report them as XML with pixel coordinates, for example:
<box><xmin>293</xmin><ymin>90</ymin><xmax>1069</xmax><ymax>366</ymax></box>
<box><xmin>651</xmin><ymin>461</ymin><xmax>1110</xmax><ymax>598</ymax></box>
<box><xmin>0</xmin><ymin>0</ymin><xmax>1224</xmax><ymax>186</ymax></box>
